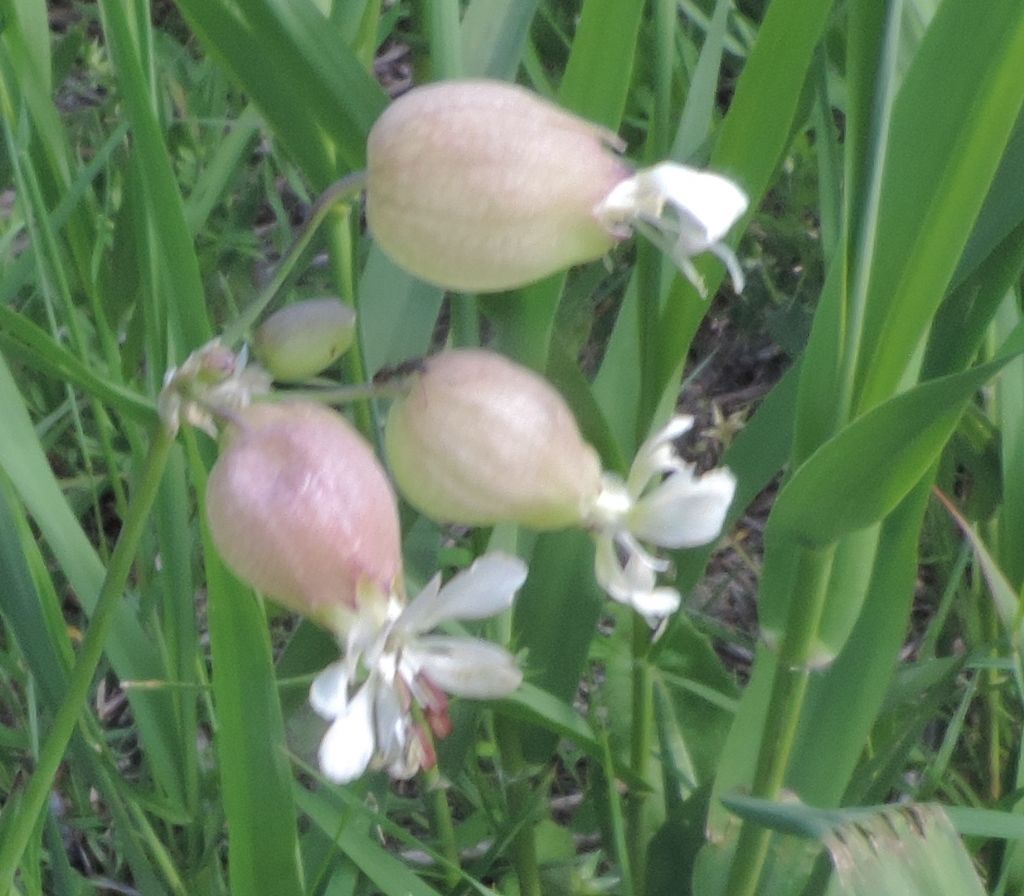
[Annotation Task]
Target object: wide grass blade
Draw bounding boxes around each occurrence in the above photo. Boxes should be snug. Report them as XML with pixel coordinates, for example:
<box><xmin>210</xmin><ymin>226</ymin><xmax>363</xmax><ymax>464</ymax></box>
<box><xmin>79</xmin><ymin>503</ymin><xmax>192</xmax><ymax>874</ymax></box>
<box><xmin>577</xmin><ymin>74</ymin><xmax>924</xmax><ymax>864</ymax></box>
<box><xmin>193</xmin><ymin>448</ymin><xmax>306</xmax><ymax>896</ymax></box>
<box><xmin>854</xmin><ymin>0</ymin><xmax>1024</xmax><ymax>411</ymax></box>
<box><xmin>769</xmin><ymin>327</ymin><xmax>1024</xmax><ymax>549</ymax></box>
<box><xmin>722</xmin><ymin>799</ymin><xmax>988</xmax><ymax>896</ymax></box>
<box><xmin>174</xmin><ymin>0</ymin><xmax>386</xmax><ymax>186</ymax></box>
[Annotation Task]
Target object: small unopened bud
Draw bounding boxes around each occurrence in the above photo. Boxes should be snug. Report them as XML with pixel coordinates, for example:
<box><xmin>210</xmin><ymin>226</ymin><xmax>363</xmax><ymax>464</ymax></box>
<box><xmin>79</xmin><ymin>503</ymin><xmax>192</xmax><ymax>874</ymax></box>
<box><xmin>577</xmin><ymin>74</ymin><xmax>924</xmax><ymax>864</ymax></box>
<box><xmin>253</xmin><ymin>298</ymin><xmax>356</xmax><ymax>382</ymax></box>
<box><xmin>367</xmin><ymin>80</ymin><xmax>630</xmax><ymax>292</ymax></box>
<box><xmin>385</xmin><ymin>349</ymin><xmax>602</xmax><ymax>528</ymax></box>
<box><xmin>206</xmin><ymin>401</ymin><xmax>402</xmax><ymax>633</ymax></box>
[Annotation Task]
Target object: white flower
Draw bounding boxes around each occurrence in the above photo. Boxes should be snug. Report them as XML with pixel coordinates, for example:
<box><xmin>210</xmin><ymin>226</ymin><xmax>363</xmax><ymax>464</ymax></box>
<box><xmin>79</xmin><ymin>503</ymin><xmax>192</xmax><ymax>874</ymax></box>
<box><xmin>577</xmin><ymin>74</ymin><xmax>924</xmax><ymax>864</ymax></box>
<box><xmin>585</xmin><ymin>416</ymin><xmax>736</xmax><ymax>626</ymax></box>
<box><xmin>594</xmin><ymin>162</ymin><xmax>749</xmax><ymax>296</ymax></box>
<box><xmin>159</xmin><ymin>340</ymin><xmax>271</xmax><ymax>436</ymax></box>
<box><xmin>309</xmin><ymin>552</ymin><xmax>527</xmax><ymax>784</ymax></box>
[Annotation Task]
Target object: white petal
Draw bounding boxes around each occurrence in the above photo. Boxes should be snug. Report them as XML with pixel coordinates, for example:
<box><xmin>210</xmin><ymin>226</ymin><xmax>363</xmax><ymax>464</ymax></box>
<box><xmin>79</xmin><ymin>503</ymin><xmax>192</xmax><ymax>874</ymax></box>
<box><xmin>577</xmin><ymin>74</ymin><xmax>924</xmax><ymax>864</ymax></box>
<box><xmin>309</xmin><ymin>661</ymin><xmax>350</xmax><ymax>719</ymax></box>
<box><xmin>406</xmin><ymin>636</ymin><xmax>523</xmax><ymax>699</ymax></box>
<box><xmin>708</xmin><ymin>240</ymin><xmax>746</xmax><ymax>293</ymax></box>
<box><xmin>630</xmin><ymin>586</ymin><xmax>682</xmax><ymax>626</ymax></box>
<box><xmin>371</xmin><ymin>679</ymin><xmax>413</xmax><ymax>773</ymax></box>
<box><xmin>593</xmin><ymin>536</ymin><xmax>680</xmax><ymax>623</ymax></box>
<box><xmin>644</xmin><ymin>163</ymin><xmax>748</xmax><ymax>243</ymax></box>
<box><xmin>317</xmin><ymin>682</ymin><xmax>375</xmax><ymax>783</ymax></box>
<box><xmin>630</xmin><ymin>467</ymin><xmax>736</xmax><ymax>548</ymax></box>
<box><xmin>398</xmin><ymin>552</ymin><xmax>527</xmax><ymax>635</ymax></box>
<box><xmin>627</xmin><ymin>416</ymin><xmax>694</xmax><ymax>494</ymax></box>
<box><xmin>593</xmin><ymin>533</ymin><xmax>657</xmax><ymax>603</ymax></box>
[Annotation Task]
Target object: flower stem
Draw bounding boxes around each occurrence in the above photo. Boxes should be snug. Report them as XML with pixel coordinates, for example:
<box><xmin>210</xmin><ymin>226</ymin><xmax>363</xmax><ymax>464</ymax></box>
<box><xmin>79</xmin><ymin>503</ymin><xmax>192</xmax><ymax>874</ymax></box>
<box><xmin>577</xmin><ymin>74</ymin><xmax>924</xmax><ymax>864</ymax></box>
<box><xmin>323</xmin><ymin>205</ymin><xmax>377</xmax><ymax>446</ymax></box>
<box><xmin>495</xmin><ymin>716</ymin><xmax>543</xmax><ymax>896</ymax></box>
<box><xmin>723</xmin><ymin>544</ymin><xmax>836</xmax><ymax>896</ymax></box>
<box><xmin>0</xmin><ymin>425</ymin><xmax>175</xmax><ymax>894</ymax></box>
<box><xmin>626</xmin><ymin>613</ymin><xmax>653</xmax><ymax>896</ymax></box>
<box><xmin>420</xmin><ymin>762</ymin><xmax>460</xmax><ymax>890</ymax></box>
<box><xmin>221</xmin><ymin>171</ymin><xmax>367</xmax><ymax>346</ymax></box>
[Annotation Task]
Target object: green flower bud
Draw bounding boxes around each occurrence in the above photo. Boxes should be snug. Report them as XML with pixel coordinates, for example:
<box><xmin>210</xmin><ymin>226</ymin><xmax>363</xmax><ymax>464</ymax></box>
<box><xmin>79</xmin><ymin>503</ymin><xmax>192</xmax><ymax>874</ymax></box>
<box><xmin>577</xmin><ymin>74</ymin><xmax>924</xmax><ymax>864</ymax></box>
<box><xmin>385</xmin><ymin>349</ymin><xmax>603</xmax><ymax>528</ymax></box>
<box><xmin>366</xmin><ymin>80</ymin><xmax>630</xmax><ymax>292</ymax></box>
<box><xmin>253</xmin><ymin>298</ymin><xmax>356</xmax><ymax>382</ymax></box>
<box><xmin>206</xmin><ymin>401</ymin><xmax>402</xmax><ymax>633</ymax></box>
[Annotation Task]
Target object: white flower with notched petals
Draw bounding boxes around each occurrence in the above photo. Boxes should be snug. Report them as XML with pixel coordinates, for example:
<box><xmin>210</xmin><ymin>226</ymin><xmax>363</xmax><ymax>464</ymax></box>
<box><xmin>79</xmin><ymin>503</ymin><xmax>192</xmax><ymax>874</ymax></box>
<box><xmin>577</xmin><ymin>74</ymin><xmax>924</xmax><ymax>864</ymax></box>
<box><xmin>309</xmin><ymin>552</ymin><xmax>527</xmax><ymax>784</ymax></box>
<box><xmin>159</xmin><ymin>340</ymin><xmax>271</xmax><ymax>436</ymax></box>
<box><xmin>595</xmin><ymin>162</ymin><xmax>748</xmax><ymax>296</ymax></box>
<box><xmin>585</xmin><ymin>416</ymin><xmax>736</xmax><ymax>626</ymax></box>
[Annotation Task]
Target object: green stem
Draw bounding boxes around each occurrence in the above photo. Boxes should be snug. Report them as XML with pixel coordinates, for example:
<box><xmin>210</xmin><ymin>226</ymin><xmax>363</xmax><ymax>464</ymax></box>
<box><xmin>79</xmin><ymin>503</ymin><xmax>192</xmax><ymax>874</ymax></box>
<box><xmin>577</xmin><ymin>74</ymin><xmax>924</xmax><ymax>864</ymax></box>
<box><xmin>268</xmin><ymin>381</ymin><xmax>409</xmax><ymax>406</ymax></box>
<box><xmin>636</xmin><ymin>0</ymin><xmax>676</xmax><ymax>438</ymax></box>
<box><xmin>323</xmin><ymin>203</ymin><xmax>377</xmax><ymax>447</ymax></box>
<box><xmin>724</xmin><ymin>544</ymin><xmax>836</xmax><ymax>896</ymax></box>
<box><xmin>418</xmin><ymin>0</ymin><xmax>480</xmax><ymax>347</ymax></box>
<box><xmin>222</xmin><ymin>172</ymin><xmax>367</xmax><ymax>345</ymax></box>
<box><xmin>626</xmin><ymin>613</ymin><xmax>653</xmax><ymax>895</ymax></box>
<box><xmin>421</xmin><ymin>763</ymin><xmax>460</xmax><ymax>890</ymax></box>
<box><xmin>422</xmin><ymin>0</ymin><xmax>462</xmax><ymax>79</ymax></box>
<box><xmin>450</xmin><ymin>293</ymin><xmax>480</xmax><ymax>348</ymax></box>
<box><xmin>495</xmin><ymin>717</ymin><xmax>542</xmax><ymax>896</ymax></box>
<box><xmin>0</xmin><ymin>425</ymin><xmax>175</xmax><ymax>895</ymax></box>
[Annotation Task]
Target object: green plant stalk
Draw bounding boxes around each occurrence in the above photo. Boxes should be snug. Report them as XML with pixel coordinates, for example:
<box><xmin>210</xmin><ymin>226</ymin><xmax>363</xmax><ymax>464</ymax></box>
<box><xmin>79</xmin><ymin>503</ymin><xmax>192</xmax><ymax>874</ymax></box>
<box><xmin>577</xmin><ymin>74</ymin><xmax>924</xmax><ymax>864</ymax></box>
<box><xmin>323</xmin><ymin>200</ymin><xmax>377</xmax><ymax>447</ymax></box>
<box><xmin>626</xmin><ymin>614</ymin><xmax>654</xmax><ymax>895</ymax></box>
<box><xmin>420</xmin><ymin>0</ymin><xmax>479</xmax><ymax>348</ymax></box>
<box><xmin>495</xmin><ymin>715</ymin><xmax>542</xmax><ymax>896</ymax></box>
<box><xmin>0</xmin><ymin>425</ymin><xmax>175</xmax><ymax>895</ymax></box>
<box><xmin>222</xmin><ymin>172</ymin><xmax>367</xmax><ymax>345</ymax></box>
<box><xmin>599</xmin><ymin>722</ymin><xmax>635</xmax><ymax>896</ymax></box>
<box><xmin>420</xmin><ymin>762</ymin><xmax>460</xmax><ymax>890</ymax></box>
<box><xmin>636</xmin><ymin>0</ymin><xmax>676</xmax><ymax>436</ymax></box>
<box><xmin>423</xmin><ymin>0</ymin><xmax>462</xmax><ymax>79</ymax></box>
<box><xmin>724</xmin><ymin>543</ymin><xmax>836</xmax><ymax>896</ymax></box>
<box><xmin>980</xmin><ymin>528</ymin><xmax>1003</xmax><ymax>802</ymax></box>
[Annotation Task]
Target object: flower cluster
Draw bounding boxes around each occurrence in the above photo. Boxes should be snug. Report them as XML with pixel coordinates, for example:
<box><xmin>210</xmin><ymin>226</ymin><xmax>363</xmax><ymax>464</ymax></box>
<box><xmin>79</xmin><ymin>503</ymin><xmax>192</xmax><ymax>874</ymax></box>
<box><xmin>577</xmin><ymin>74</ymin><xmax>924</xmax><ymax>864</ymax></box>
<box><xmin>189</xmin><ymin>78</ymin><xmax>746</xmax><ymax>787</ymax></box>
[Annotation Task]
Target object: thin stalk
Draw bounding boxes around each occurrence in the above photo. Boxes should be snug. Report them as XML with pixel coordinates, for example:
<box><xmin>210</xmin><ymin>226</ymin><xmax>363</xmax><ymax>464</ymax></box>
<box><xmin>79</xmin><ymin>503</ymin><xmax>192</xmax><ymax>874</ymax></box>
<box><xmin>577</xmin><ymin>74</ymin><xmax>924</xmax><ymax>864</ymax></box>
<box><xmin>0</xmin><ymin>425</ymin><xmax>175</xmax><ymax>895</ymax></box>
<box><xmin>724</xmin><ymin>544</ymin><xmax>836</xmax><ymax>896</ymax></box>
<box><xmin>450</xmin><ymin>293</ymin><xmax>480</xmax><ymax>348</ymax></box>
<box><xmin>420</xmin><ymin>0</ymin><xmax>479</xmax><ymax>347</ymax></box>
<box><xmin>636</xmin><ymin>0</ymin><xmax>676</xmax><ymax>436</ymax></box>
<box><xmin>630</xmin><ymin>8</ymin><xmax>675</xmax><ymax>879</ymax></box>
<box><xmin>495</xmin><ymin>716</ymin><xmax>542</xmax><ymax>896</ymax></box>
<box><xmin>324</xmin><ymin>201</ymin><xmax>377</xmax><ymax>446</ymax></box>
<box><xmin>421</xmin><ymin>763</ymin><xmax>460</xmax><ymax>890</ymax></box>
<box><xmin>422</xmin><ymin>0</ymin><xmax>462</xmax><ymax>79</ymax></box>
<box><xmin>222</xmin><ymin>172</ymin><xmax>367</xmax><ymax>345</ymax></box>
<box><xmin>981</xmin><ymin>519</ymin><xmax>1003</xmax><ymax>802</ymax></box>
<box><xmin>625</xmin><ymin>614</ymin><xmax>653</xmax><ymax>895</ymax></box>
<box><xmin>269</xmin><ymin>382</ymin><xmax>409</xmax><ymax>406</ymax></box>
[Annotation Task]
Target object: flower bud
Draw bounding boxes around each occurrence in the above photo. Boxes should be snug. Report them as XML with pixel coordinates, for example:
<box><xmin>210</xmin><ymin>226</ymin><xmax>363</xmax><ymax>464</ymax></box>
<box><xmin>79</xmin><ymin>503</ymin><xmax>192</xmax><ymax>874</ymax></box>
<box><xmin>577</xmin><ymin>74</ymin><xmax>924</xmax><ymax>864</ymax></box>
<box><xmin>385</xmin><ymin>348</ymin><xmax>602</xmax><ymax>528</ymax></box>
<box><xmin>366</xmin><ymin>80</ymin><xmax>630</xmax><ymax>292</ymax></box>
<box><xmin>253</xmin><ymin>298</ymin><xmax>356</xmax><ymax>383</ymax></box>
<box><xmin>206</xmin><ymin>401</ymin><xmax>402</xmax><ymax>633</ymax></box>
